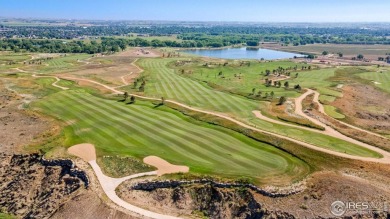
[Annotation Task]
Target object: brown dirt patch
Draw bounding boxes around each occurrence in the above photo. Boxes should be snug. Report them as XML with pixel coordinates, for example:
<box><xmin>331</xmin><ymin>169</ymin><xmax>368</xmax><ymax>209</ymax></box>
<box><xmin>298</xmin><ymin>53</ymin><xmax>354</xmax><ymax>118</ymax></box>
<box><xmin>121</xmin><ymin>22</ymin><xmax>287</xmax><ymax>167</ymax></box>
<box><xmin>68</xmin><ymin>143</ymin><xmax>96</xmax><ymax>162</ymax></box>
<box><xmin>143</xmin><ymin>156</ymin><xmax>189</xmax><ymax>176</ymax></box>
<box><xmin>116</xmin><ymin>48</ymin><xmax>161</xmax><ymax>58</ymax></box>
<box><xmin>0</xmin><ymin>79</ymin><xmax>54</xmax><ymax>154</ymax></box>
<box><xmin>51</xmin><ymin>190</ymin><xmax>138</xmax><ymax>219</ymax></box>
<box><xmin>332</xmin><ymin>84</ymin><xmax>390</xmax><ymax>135</ymax></box>
<box><xmin>255</xmin><ymin>171</ymin><xmax>390</xmax><ymax>218</ymax></box>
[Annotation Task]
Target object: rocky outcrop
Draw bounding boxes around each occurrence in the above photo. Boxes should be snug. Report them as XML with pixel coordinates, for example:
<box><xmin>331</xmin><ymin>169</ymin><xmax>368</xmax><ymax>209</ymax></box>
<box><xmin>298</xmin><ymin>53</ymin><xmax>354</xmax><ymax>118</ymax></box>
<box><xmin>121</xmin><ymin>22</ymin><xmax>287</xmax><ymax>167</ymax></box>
<box><xmin>0</xmin><ymin>153</ymin><xmax>88</xmax><ymax>218</ymax></box>
<box><xmin>132</xmin><ymin>179</ymin><xmax>305</xmax><ymax>198</ymax></box>
<box><xmin>121</xmin><ymin>182</ymin><xmax>296</xmax><ymax>219</ymax></box>
<box><xmin>41</xmin><ymin>156</ymin><xmax>89</xmax><ymax>188</ymax></box>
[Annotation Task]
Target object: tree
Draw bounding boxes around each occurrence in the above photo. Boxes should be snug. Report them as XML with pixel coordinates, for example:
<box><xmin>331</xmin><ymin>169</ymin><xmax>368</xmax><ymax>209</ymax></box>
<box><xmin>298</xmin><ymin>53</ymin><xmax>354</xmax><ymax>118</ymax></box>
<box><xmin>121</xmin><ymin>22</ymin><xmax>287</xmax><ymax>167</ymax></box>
<box><xmin>256</xmin><ymin>90</ymin><xmax>262</xmax><ymax>97</ymax></box>
<box><xmin>306</xmin><ymin>54</ymin><xmax>315</xmax><ymax>59</ymax></box>
<box><xmin>133</xmin><ymin>81</ymin><xmax>138</xmax><ymax>89</ymax></box>
<box><xmin>284</xmin><ymin>81</ymin><xmax>289</xmax><ymax>89</ymax></box>
<box><xmin>322</xmin><ymin>51</ymin><xmax>329</xmax><ymax>56</ymax></box>
<box><xmin>123</xmin><ymin>92</ymin><xmax>129</xmax><ymax>101</ymax></box>
<box><xmin>278</xmin><ymin>96</ymin><xmax>287</xmax><ymax>105</ymax></box>
<box><xmin>251</xmin><ymin>88</ymin><xmax>256</xmax><ymax>95</ymax></box>
<box><xmin>338</xmin><ymin>53</ymin><xmax>343</xmax><ymax>58</ymax></box>
<box><xmin>295</xmin><ymin>73</ymin><xmax>299</xmax><ymax>78</ymax></box>
<box><xmin>294</xmin><ymin>84</ymin><xmax>301</xmax><ymax>90</ymax></box>
<box><xmin>270</xmin><ymin>91</ymin><xmax>274</xmax><ymax>99</ymax></box>
<box><xmin>357</xmin><ymin>54</ymin><xmax>364</xmax><ymax>60</ymax></box>
<box><xmin>130</xmin><ymin>95</ymin><xmax>135</xmax><ymax>103</ymax></box>
<box><xmin>246</xmin><ymin>41</ymin><xmax>259</xmax><ymax>46</ymax></box>
<box><xmin>264</xmin><ymin>92</ymin><xmax>268</xmax><ymax>99</ymax></box>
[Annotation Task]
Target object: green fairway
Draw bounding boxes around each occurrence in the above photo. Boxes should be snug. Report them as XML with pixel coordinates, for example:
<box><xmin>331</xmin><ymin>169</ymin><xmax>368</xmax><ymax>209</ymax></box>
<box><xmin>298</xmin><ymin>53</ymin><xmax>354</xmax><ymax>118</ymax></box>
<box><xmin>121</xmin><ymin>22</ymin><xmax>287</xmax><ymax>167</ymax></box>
<box><xmin>136</xmin><ymin>58</ymin><xmax>381</xmax><ymax>158</ymax></box>
<box><xmin>358</xmin><ymin>71</ymin><xmax>390</xmax><ymax>94</ymax></box>
<box><xmin>34</xmin><ymin>90</ymin><xmax>309</xmax><ymax>182</ymax></box>
<box><xmin>324</xmin><ymin>105</ymin><xmax>345</xmax><ymax>119</ymax></box>
<box><xmin>37</xmin><ymin>54</ymin><xmax>91</xmax><ymax>74</ymax></box>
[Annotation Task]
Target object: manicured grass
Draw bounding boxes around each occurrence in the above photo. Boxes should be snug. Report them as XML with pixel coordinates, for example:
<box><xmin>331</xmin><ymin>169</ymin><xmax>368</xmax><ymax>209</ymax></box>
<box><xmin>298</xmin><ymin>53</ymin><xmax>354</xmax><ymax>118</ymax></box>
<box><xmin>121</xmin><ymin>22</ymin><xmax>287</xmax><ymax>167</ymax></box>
<box><xmin>324</xmin><ymin>105</ymin><xmax>345</xmax><ymax>119</ymax></box>
<box><xmin>358</xmin><ymin>70</ymin><xmax>390</xmax><ymax>94</ymax></box>
<box><xmin>137</xmin><ymin>58</ymin><xmax>381</xmax><ymax>158</ymax></box>
<box><xmin>34</xmin><ymin>90</ymin><xmax>309</xmax><ymax>182</ymax></box>
<box><xmin>0</xmin><ymin>53</ymin><xmax>31</xmax><ymax>62</ymax></box>
<box><xmin>172</xmin><ymin>59</ymin><xmax>308</xmax><ymax>98</ymax></box>
<box><xmin>319</xmin><ymin>94</ymin><xmax>336</xmax><ymax>104</ymax></box>
<box><xmin>37</xmin><ymin>54</ymin><xmax>91</xmax><ymax>74</ymax></box>
<box><xmin>287</xmin><ymin>68</ymin><xmax>342</xmax><ymax>97</ymax></box>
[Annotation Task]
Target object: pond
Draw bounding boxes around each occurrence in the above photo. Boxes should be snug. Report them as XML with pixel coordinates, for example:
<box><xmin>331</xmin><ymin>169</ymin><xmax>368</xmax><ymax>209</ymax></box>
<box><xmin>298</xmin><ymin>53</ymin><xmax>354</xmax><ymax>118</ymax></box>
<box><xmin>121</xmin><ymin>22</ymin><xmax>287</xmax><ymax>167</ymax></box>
<box><xmin>182</xmin><ymin>47</ymin><xmax>304</xmax><ymax>60</ymax></box>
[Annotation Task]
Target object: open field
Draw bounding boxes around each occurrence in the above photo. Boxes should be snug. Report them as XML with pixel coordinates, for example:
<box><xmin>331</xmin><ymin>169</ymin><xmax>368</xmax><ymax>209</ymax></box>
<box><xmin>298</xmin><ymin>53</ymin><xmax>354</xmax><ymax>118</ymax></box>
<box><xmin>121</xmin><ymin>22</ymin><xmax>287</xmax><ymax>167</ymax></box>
<box><xmin>34</xmin><ymin>89</ymin><xmax>310</xmax><ymax>182</ymax></box>
<box><xmin>262</xmin><ymin>43</ymin><xmax>390</xmax><ymax>60</ymax></box>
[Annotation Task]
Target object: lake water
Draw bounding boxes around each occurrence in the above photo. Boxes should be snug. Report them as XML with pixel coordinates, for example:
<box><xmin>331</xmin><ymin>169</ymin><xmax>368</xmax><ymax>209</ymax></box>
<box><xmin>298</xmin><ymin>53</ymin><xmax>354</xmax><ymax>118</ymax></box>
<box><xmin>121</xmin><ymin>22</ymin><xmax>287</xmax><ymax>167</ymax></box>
<box><xmin>182</xmin><ymin>47</ymin><xmax>303</xmax><ymax>60</ymax></box>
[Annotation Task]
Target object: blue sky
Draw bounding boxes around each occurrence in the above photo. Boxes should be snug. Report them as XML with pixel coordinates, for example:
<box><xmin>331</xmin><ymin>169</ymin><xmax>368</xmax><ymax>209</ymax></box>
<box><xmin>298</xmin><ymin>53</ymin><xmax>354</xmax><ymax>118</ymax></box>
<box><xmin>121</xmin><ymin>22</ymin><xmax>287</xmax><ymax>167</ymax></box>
<box><xmin>1</xmin><ymin>0</ymin><xmax>389</xmax><ymax>22</ymax></box>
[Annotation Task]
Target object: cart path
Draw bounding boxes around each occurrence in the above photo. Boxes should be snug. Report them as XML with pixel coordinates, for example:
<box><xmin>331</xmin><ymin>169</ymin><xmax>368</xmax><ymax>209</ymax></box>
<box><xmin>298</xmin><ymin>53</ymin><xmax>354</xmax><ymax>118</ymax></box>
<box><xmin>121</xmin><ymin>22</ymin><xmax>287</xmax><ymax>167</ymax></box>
<box><xmin>68</xmin><ymin>143</ymin><xmax>182</xmax><ymax>219</ymax></box>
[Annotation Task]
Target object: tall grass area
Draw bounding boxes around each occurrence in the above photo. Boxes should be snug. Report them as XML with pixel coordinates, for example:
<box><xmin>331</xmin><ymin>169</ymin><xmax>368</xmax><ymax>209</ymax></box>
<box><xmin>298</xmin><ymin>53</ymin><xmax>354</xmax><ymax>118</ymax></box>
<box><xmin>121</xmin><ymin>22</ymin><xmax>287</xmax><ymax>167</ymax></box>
<box><xmin>136</xmin><ymin>58</ymin><xmax>380</xmax><ymax>158</ymax></box>
<box><xmin>34</xmin><ymin>90</ymin><xmax>309</xmax><ymax>183</ymax></box>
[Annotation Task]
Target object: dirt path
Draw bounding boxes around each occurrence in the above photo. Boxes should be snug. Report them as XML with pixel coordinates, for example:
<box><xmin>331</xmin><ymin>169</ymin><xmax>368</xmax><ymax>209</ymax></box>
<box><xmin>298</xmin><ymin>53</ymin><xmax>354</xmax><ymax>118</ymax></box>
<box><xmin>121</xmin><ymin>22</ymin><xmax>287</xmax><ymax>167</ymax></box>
<box><xmin>294</xmin><ymin>89</ymin><xmax>390</xmax><ymax>158</ymax></box>
<box><xmin>32</xmin><ymin>74</ymin><xmax>69</xmax><ymax>90</ymax></box>
<box><xmin>68</xmin><ymin>144</ymin><xmax>182</xmax><ymax>219</ymax></box>
<box><xmin>61</xmin><ymin>74</ymin><xmax>390</xmax><ymax>163</ymax></box>
<box><xmin>13</xmin><ymin>68</ymin><xmax>69</xmax><ymax>90</ymax></box>
<box><xmin>269</xmin><ymin>75</ymin><xmax>291</xmax><ymax>82</ymax></box>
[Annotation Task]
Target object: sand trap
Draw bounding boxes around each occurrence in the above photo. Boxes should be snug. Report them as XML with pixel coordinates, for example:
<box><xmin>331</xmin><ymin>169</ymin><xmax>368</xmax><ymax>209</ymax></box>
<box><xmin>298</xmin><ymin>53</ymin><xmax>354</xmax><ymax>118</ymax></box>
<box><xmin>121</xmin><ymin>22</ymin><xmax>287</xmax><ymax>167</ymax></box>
<box><xmin>68</xmin><ymin>143</ymin><xmax>96</xmax><ymax>162</ymax></box>
<box><xmin>373</xmin><ymin>81</ymin><xmax>381</xmax><ymax>85</ymax></box>
<box><xmin>143</xmin><ymin>156</ymin><xmax>189</xmax><ymax>176</ymax></box>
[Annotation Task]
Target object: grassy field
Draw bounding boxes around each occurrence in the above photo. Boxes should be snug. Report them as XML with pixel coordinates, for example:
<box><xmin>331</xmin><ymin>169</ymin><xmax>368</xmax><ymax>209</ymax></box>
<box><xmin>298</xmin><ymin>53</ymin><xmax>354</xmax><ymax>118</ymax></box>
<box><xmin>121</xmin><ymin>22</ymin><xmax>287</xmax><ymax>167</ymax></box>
<box><xmin>34</xmin><ymin>89</ymin><xmax>309</xmax><ymax>182</ymax></box>
<box><xmin>36</xmin><ymin>54</ymin><xmax>92</xmax><ymax>74</ymax></box>
<box><xmin>135</xmin><ymin>58</ymin><xmax>379</xmax><ymax>157</ymax></box>
<box><xmin>171</xmin><ymin>59</ymin><xmax>309</xmax><ymax>98</ymax></box>
<box><xmin>324</xmin><ymin>105</ymin><xmax>345</xmax><ymax>119</ymax></box>
<box><xmin>358</xmin><ymin>70</ymin><xmax>390</xmax><ymax>94</ymax></box>
<box><xmin>264</xmin><ymin>43</ymin><xmax>390</xmax><ymax>59</ymax></box>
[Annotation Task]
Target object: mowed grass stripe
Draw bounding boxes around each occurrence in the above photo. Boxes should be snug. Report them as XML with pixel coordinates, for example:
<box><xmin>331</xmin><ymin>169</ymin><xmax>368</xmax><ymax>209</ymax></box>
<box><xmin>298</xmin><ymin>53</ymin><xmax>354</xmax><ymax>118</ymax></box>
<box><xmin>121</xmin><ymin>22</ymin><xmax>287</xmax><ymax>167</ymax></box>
<box><xmin>153</xmin><ymin>59</ymin><xmax>240</xmax><ymax>111</ymax></box>
<box><xmin>152</xmin><ymin>60</ymin><xmax>205</xmax><ymax>105</ymax></box>
<box><xmin>36</xmin><ymin>90</ymin><xmax>311</xmax><ymax>179</ymax></box>
<box><xmin>40</xmin><ymin>98</ymin><xmax>154</xmax><ymax>152</ymax></box>
<box><xmin>61</xmin><ymin>93</ymin><xmax>211</xmax><ymax>164</ymax></box>
<box><xmin>65</xmin><ymin>93</ymin><xmax>269</xmax><ymax>170</ymax></box>
<box><xmin>102</xmin><ymin>98</ymin><xmax>286</xmax><ymax>168</ymax></box>
<box><xmin>83</xmin><ymin>94</ymin><xmax>285</xmax><ymax>170</ymax></box>
<box><xmin>63</xmin><ymin>92</ymin><xmax>251</xmax><ymax>168</ymax></box>
<box><xmin>141</xmin><ymin>59</ymin><xmax>382</xmax><ymax>158</ymax></box>
<box><xmin>144</xmin><ymin>59</ymin><xmax>250</xmax><ymax>113</ymax></box>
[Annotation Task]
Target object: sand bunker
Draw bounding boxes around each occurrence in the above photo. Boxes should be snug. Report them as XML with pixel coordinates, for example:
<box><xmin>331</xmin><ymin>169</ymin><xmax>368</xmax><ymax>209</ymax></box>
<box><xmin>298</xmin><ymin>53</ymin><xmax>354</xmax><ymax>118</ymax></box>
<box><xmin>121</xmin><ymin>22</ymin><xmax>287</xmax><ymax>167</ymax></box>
<box><xmin>143</xmin><ymin>156</ymin><xmax>189</xmax><ymax>176</ymax></box>
<box><xmin>68</xmin><ymin>143</ymin><xmax>96</xmax><ymax>162</ymax></box>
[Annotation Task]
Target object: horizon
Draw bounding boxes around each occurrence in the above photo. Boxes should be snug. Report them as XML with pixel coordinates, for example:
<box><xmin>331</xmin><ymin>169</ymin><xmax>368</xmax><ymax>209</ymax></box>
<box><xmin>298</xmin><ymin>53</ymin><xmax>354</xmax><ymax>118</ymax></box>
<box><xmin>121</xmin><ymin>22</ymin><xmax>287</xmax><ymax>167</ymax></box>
<box><xmin>1</xmin><ymin>0</ymin><xmax>390</xmax><ymax>23</ymax></box>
